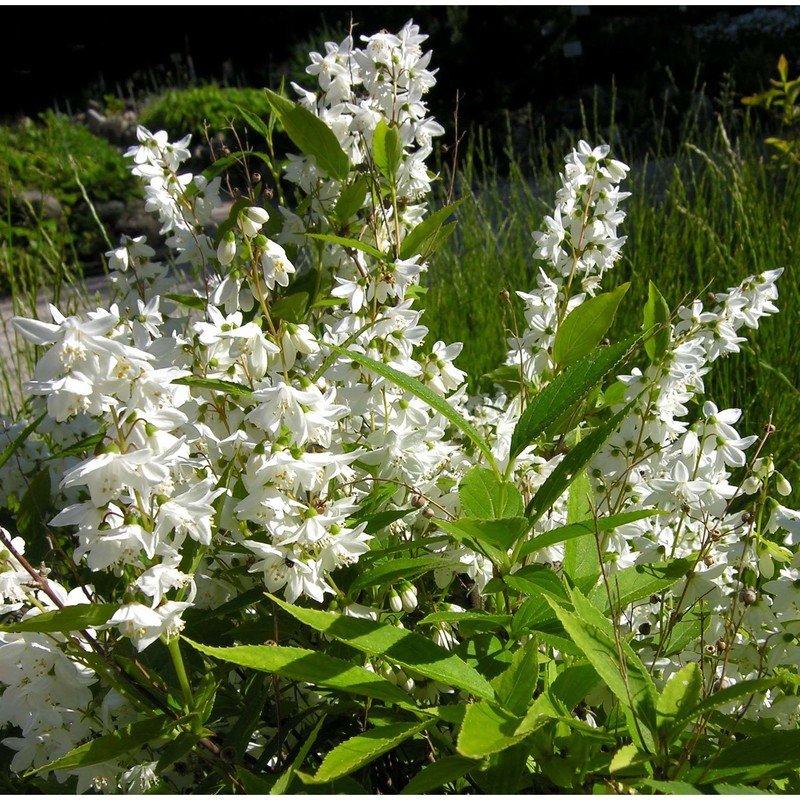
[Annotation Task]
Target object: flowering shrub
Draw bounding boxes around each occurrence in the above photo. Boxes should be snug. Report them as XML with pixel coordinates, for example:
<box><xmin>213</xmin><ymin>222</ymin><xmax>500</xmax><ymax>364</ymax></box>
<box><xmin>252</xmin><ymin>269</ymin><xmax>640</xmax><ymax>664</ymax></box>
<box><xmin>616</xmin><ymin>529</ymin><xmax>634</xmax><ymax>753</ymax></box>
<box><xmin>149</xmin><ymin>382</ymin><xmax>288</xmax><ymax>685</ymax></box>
<box><xmin>1</xmin><ymin>21</ymin><xmax>799</xmax><ymax>794</ymax></box>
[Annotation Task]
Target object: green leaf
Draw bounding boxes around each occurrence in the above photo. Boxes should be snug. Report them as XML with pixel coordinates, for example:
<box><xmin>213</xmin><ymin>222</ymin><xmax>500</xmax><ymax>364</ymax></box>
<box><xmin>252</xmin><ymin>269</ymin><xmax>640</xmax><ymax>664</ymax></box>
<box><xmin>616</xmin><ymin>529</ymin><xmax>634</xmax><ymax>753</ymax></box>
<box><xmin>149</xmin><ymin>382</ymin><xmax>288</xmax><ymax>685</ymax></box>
<box><xmin>526</xmin><ymin>402</ymin><xmax>634</xmax><ymax>524</ymax></box>
<box><xmin>563</xmin><ymin>469</ymin><xmax>599</xmax><ymax>593</ymax></box>
<box><xmin>352</xmin><ymin>509</ymin><xmax>414</xmax><ymax>536</ymax></box>
<box><xmin>0</xmin><ymin>412</ymin><xmax>45</xmax><ymax>470</ymax></box>
<box><xmin>400</xmin><ymin>754</ymin><xmax>476</xmax><ymax>795</ymax></box>
<box><xmin>686</xmin><ymin>729</ymin><xmax>800</xmax><ymax>783</ymax></box>
<box><xmin>270</xmin><ymin>291</ymin><xmax>310</xmax><ymax>323</ymax></box>
<box><xmin>508</xmin><ymin>336</ymin><xmax>639</xmax><ymax>462</ymax></box>
<box><xmin>519</xmin><ymin>510</ymin><xmax>661</xmax><ymax>558</ymax></box>
<box><xmin>326</xmin><ymin>344</ymin><xmax>497</xmax><ymax>469</ymax></box>
<box><xmin>399</xmin><ymin>199</ymin><xmax>465</xmax><ymax>261</ymax></box>
<box><xmin>183</xmin><ymin>639</ymin><xmax>413</xmax><ymax>707</ymax></box>
<box><xmin>309</xmin><ymin>721</ymin><xmax>427</xmax><ymax>783</ymax></box>
<box><xmin>14</xmin><ymin>467</ymin><xmax>51</xmax><ymax>549</ymax></box>
<box><xmin>553</xmin><ymin>283</ymin><xmax>630</xmax><ymax>369</ymax></box>
<box><xmin>0</xmin><ymin>603</ymin><xmax>118</xmax><ymax>633</ymax></box>
<box><xmin>156</xmin><ymin>730</ymin><xmax>203</xmax><ymax>774</ymax></box>
<box><xmin>545</xmin><ymin>589</ymin><xmax>658</xmax><ymax>748</ymax></box>
<box><xmin>504</xmin><ymin>564</ymin><xmax>568</xmax><ymax>601</ymax></box>
<box><xmin>236</xmin><ymin>766</ymin><xmax>277</xmax><ymax>794</ymax></box>
<box><xmin>172</xmin><ymin>375</ymin><xmax>253</xmax><ymax>399</ymax></box>
<box><xmin>264</xmin><ymin>88</ymin><xmax>349</xmax><ymax>181</ymax></box>
<box><xmin>588</xmin><ymin>558</ymin><xmax>694</xmax><ymax>615</ymax></box>
<box><xmin>372</xmin><ymin>119</ymin><xmax>403</xmax><ymax>183</ymax></box>
<box><xmin>305</xmin><ymin>232</ymin><xmax>386</xmax><ymax>262</ymax></box>
<box><xmin>548</xmin><ymin>662</ymin><xmax>600</xmax><ymax>710</ymax></box>
<box><xmin>673</xmin><ymin>677</ymin><xmax>783</xmax><ymax>733</ymax></box>
<box><xmin>457</xmin><ymin>701</ymin><xmax>526</xmax><ymax>758</ymax></box>
<box><xmin>235</xmin><ymin>104</ymin><xmax>272</xmax><ymax>141</ymax></box>
<box><xmin>434</xmin><ymin>518</ymin><xmax>505</xmax><ymax>566</ymax></box>
<box><xmin>610</xmin><ymin>742</ymin><xmax>648</xmax><ymax>774</ymax></box>
<box><xmin>642</xmin><ymin>281</ymin><xmax>671</xmax><ymax>362</ymax></box>
<box><xmin>445</xmin><ymin>517</ymin><xmax>530</xmax><ymax>552</ymax></box>
<box><xmin>270</xmin><ymin>595</ymin><xmax>496</xmax><ymax>700</ymax></box>
<box><xmin>163</xmin><ymin>293</ymin><xmax>206</xmax><ymax>310</ymax></box>
<box><xmin>334</xmin><ymin>177</ymin><xmax>368</xmax><ymax>222</ymax></box>
<box><xmin>459</xmin><ymin>466</ymin><xmax>524</xmax><ymax>519</ymax></box>
<box><xmin>641</xmin><ymin>779</ymin><xmax>704</xmax><ymax>794</ymax></box>
<box><xmin>491</xmin><ymin>638</ymin><xmax>539</xmax><ymax>716</ymax></box>
<box><xmin>26</xmin><ymin>715</ymin><xmax>182</xmax><ymax>775</ymax></box>
<box><xmin>349</xmin><ymin>556</ymin><xmax>446</xmax><ymax>594</ymax></box>
<box><xmin>271</xmin><ymin>716</ymin><xmax>324</xmax><ymax>794</ymax></box>
<box><xmin>656</xmin><ymin>662</ymin><xmax>702</xmax><ymax>745</ymax></box>
<box><xmin>419</xmin><ymin>610</ymin><xmax>512</xmax><ymax>629</ymax></box>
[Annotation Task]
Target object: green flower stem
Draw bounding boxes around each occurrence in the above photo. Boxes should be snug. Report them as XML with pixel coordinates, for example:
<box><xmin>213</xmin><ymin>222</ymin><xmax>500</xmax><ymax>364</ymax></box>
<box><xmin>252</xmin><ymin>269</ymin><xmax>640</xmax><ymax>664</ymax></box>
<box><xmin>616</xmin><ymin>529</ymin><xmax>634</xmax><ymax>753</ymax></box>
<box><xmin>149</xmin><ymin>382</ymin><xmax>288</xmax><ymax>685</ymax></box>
<box><xmin>168</xmin><ymin>636</ymin><xmax>195</xmax><ymax>712</ymax></box>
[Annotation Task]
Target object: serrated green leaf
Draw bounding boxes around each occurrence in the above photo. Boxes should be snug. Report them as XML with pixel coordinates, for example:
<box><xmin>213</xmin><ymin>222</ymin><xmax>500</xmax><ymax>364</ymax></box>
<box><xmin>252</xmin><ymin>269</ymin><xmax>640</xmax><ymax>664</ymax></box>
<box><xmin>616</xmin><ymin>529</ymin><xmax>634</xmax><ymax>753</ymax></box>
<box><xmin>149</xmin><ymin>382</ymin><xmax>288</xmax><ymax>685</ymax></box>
<box><xmin>399</xmin><ymin>199</ymin><xmax>465</xmax><ymax>261</ymax></box>
<box><xmin>589</xmin><ymin>558</ymin><xmax>694</xmax><ymax>615</ymax></box>
<box><xmin>553</xmin><ymin>283</ymin><xmax>630</xmax><ymax>369</ymax></box>
<box><xmin>673</xmin><ymin>677</ymin><xmax>783</xmax><ymax>734</ymax></box>
<box><xmin>563</xmin><ymin>469</ymin><xmax>599</xmax><ymax>593</ymax></box>
<box><xmin>353</xmin><ymin>508</ymin><xmax>414</xmax><ymax>536</ymax></box>
<box><xmin>546</xmin><ymin>589</ymin><xmax>658</xmax><ymax>749</ymax></box>
<box><xmin>642</xmin><ymin>281</ymin><xmax>671</xmax><ymax>362</ymax></box>
<box><xmin>509</xmin><ymin>336</ymin><xmax>639</xmax><ymax>462</ymax></box>
<box><xmin>400</xmin><ymin>754</ymin><xmax>476</xmax><ymax>794</ymax></box>
<box><xmin>270</xmin><ymin>291</ymin><xmax>310</xmax><ymax>323</ymax></box>
<box><xmin>641</xmin><ymin>778</ymin><xmax>703</xmax><ymax>794</ymax></box>
<box><xmin>459</xmin><ymin>466</ymin><xmax>524</xmax><ymax>519</ymax></box>
<box><xmin>349</xmin><ymin>556</ymin><xmax>446</xmax><ymax>594</ymax></box>
<box><xmin>326</xmin><ymin>344</ymin><xmax>497</xmax><ymax>470</ymax></box>
<box><xmin>656</xmin><ymin>662</ymin><xmax>702</xmax><ymax>745</ymax></box>
<box><xmin>26</xmin><ymin>715</ymin><xmax>181</xmax><ymax>775</ymax></box>
<box><xmin>491</xmin><ymin>638</ymin><xmax>539</xmax><ymax>716</ymax></box>
<box><xmin>610</xmin><ymin>742</ymin><xmax>646</xmax><ymax>774</ymax></box>
<box><xmin>548</xmin><ymin>662</ymin><xmax>600</xmax><ymax>710</ymax></box>
<box><xmin>155</xmin><ymin>730</ymin><xmax>203</xmax><ymax>773</ymax></box>
<box><xmin>305</xmin><ymin>232</ymin><xmax>386</xmax><ymax>261</ymax></box>
<box><xmin>457</xmin><ymin>701</ymin><xmax>525</xmax><ymax>758</ymax></box>
<box><xmin>519</xmin><ymin>510</ymin><xmax>661</xmax><ymax>557</ymax></box>
<box><xmin>526</xmin><ymin>401</ymin><xmax>634</xmax><ymax>523</ymax></box>
<box><xmin>265</xmin><ymin>88</ymin><xmax>349</xmax><ymax>181</ymax></box>
<box><xmin>235</xmin><ymin>104</ymin><xmax>272</xmax><ymax>141</ymax></box>
<box><xmin>445</xmin><ymin>517</ymin><xmax>530</xmax><ymax>552</ymax></box>
<box><xmin>504</xmin><ymin>564</ymin><xmax>568</xmax><ymax>600</ymax></box>
<box><xmin>271</xmin><ymin>716</ymin><xmax>324</xmax><ymax>794</ymax></box>
<box><xmin>172</xmin><ymin>375</ymin><xmax>253</xmax><ymax>398</ymax></box>
<box><xmin>163</xmin><ymin>293</ymin><xmax>206</xmax><ymax>310</ymax></box>
<box><xmin>686</xmin><ymin>728</ymin><xmax>800</xmax><ymax>783</ymax></box>
<box><xmin>419</xmin><ymin>610</ymin><xmax>512</xmax><ymax>629</ymax></box>
<box><xmin>236</xmin><ymin>766</ymin><xmax>278</xmax><ymax>793</ymax></box>
<box><xmin>334</xmin><ymin>177</ymin><xmax>368</xmax><ymax>222</ymax></box>
<box><xmin>270</xmin><ymin>595</ymin><xmax>495</xmax><ymax>700</ymax></box>
<box><xmin>309</xmin><ymin>721</ymin><xmax>427</xmax><ymax>783</ymax></box>
<box><xmin>373</xmin><ymin>119</ymin><xmax>403</xmax><ymax>183</ymax></box>
<box><xmin>0</xmin><ymin>603</ymin><xmax>118</xmax><ymax>633</ymax></box>
<box><xmin>183</xmin><ymin>639</ymin><xmax>413</xmax><ymax>707</ymax></box>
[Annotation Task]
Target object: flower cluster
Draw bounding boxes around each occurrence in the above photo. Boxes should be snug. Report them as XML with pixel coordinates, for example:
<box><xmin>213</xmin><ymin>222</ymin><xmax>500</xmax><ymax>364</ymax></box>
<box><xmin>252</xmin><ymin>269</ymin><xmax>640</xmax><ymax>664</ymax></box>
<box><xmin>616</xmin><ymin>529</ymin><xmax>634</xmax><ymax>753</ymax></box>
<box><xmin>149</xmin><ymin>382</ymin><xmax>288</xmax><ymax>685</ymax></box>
<box><xmin>0</xmin><ymin>19</ymin><xmax>798</xmax><ymax>793</ymax></box>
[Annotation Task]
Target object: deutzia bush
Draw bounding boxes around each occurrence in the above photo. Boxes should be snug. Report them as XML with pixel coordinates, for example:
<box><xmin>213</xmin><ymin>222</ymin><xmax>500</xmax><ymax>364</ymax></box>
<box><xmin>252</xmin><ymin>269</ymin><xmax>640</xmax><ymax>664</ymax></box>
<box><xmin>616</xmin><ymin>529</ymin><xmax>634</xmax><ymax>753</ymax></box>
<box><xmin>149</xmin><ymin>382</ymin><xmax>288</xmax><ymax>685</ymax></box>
<box><xmin>1</xmin><ymin>21</ymin><xmax>799</xmax><ymax>794</ymax></box>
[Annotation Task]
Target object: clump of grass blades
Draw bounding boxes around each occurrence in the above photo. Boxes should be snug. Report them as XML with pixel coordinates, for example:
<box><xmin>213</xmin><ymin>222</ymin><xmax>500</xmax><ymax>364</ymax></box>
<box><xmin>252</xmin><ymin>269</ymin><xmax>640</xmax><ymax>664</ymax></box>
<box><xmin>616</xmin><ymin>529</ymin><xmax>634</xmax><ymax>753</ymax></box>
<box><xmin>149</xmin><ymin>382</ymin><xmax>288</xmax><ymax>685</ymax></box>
<box><xmin>421</xmin><ymin>104</ymin><xmax>800</xmax><ymax>500</ymax></box>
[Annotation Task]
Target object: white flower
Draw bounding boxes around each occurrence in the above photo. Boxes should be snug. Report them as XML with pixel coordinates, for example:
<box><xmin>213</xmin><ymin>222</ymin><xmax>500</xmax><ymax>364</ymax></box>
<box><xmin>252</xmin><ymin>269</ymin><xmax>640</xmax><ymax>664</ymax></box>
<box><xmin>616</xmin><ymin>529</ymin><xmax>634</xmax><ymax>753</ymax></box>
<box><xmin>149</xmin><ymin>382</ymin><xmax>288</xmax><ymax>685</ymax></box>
<box><xmin>239</xmin><ymin>206</ymin><xmax>270</xmax><ymax>239</ymax></box>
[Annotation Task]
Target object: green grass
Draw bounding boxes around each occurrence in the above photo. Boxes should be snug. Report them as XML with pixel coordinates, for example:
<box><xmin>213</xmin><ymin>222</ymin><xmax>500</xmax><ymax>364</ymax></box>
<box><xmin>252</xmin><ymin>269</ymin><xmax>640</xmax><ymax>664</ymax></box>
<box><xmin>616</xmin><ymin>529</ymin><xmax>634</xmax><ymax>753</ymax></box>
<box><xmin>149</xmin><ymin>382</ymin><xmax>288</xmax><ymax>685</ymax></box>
<box><xmin>419</xmin><ymin>108</ymin><xmax>800</xmax><ymax>498</ymax></box>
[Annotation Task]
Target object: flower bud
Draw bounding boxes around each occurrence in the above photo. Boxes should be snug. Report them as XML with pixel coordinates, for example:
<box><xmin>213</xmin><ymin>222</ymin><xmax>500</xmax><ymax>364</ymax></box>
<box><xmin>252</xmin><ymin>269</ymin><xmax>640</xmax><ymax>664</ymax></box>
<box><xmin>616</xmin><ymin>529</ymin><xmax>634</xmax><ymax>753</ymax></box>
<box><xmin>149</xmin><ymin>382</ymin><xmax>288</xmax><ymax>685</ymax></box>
<box><xmin>388</xmin><ymin>589</ymin><xmax>403</xmax><ymax>614</ymax></box>
<box><xmin>776</xmin><ymin>473</ymin><xmax>792</xmax><ymax>497</ymax></box>
<box><xmin>399</xmin><ymin>581</ymin><xmax>418</xmax><ymax>612</ymax></box>
<box><xmin>217</xmin><ymin>231</ymin><xmax>236</xmax><ymax>266</ymax></box>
